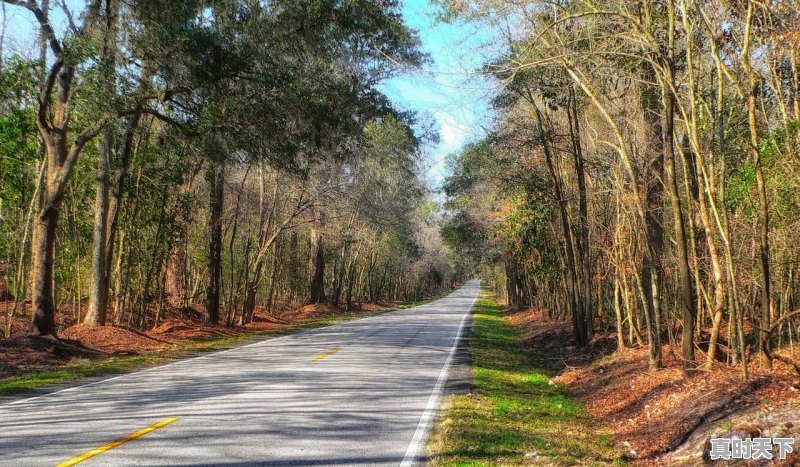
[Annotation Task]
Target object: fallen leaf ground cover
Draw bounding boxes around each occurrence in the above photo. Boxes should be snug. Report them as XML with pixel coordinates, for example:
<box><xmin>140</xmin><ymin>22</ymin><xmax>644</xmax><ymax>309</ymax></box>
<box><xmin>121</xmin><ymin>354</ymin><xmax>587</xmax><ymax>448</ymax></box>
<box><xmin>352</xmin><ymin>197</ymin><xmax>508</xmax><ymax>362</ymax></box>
<box><xmin>509</xmin><ymin>305</ymin><xmax>800</xmax><ymax>465</ymax></box>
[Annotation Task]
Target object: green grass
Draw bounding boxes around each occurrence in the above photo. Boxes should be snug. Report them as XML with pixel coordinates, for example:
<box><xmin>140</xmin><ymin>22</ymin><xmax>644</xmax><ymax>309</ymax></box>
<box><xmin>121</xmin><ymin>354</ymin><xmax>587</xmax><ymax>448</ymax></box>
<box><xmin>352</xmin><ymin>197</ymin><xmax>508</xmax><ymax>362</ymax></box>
<box><xmin>0</xmin><ymin>304</ymin><xmax>406</xmax><ymax>396</ymax></box>
<box><xmin>427</xmin><ymin>289</ymin><xmax>622</xmax><ymax>466</ymax></box>
<box><xmin>0</xmin><ymin>356</ymin><xmax>163</xmax><ymax>394</ymax></box>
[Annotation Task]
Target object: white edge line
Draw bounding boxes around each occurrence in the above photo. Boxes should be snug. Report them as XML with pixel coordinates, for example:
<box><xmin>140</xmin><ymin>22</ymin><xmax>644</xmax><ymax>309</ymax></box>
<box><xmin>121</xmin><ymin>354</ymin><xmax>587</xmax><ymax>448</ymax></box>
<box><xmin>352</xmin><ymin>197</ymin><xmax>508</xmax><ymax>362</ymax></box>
<box><xmin>399</xmin><ymin>282</ymin><xmax>480</xmax><ymax>467</ymax></box>
<box><xmin>3</xmin><ymin>305</ymin><xmax>406</xmax><ymax>407</ymax></box>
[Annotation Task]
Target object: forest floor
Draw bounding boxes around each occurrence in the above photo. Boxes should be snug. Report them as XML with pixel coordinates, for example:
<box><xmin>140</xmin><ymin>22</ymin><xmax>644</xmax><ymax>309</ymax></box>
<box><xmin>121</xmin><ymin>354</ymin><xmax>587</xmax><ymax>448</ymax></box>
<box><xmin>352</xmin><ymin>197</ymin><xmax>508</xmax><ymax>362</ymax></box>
<box><xmin>508</xmin><ymin>308</ymin><xmax>800</xmax><ymax>465</ymax></box>
<box><xmin>0</xmin><ymin>298</ymin><xmax>415</xmax><ymax>397</ymax></box>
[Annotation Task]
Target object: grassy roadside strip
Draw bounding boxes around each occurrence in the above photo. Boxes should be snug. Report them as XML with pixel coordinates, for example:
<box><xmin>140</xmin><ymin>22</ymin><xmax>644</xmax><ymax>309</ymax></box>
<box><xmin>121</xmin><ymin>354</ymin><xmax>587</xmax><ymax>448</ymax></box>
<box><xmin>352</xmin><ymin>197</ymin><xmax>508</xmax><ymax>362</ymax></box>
<box><xmin>426</xmin><ymin>289</ymin><xmax>622</xmax><ymax>466</ymax></box>
<box><xmin>0</xmin><ymin>291</ymin><xmax>450</xmax><ymax>397</ymax></box>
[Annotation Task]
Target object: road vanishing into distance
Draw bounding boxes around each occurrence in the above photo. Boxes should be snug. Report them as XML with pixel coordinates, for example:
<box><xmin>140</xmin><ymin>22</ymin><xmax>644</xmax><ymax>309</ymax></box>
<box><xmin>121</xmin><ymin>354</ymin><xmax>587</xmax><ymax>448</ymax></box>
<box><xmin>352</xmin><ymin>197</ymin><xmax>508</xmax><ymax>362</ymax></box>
<box><xmin>0</xmin><ymin>280</ymin><xmax>480</xmax><ymax>466</ymax></box>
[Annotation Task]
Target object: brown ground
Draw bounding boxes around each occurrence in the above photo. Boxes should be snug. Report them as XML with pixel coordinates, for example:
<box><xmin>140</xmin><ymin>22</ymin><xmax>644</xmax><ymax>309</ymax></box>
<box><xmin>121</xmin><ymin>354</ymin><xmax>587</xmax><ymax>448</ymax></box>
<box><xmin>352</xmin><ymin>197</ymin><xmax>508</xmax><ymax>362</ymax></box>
<box><xmin>0</xmin><ymin>300</ymin><xmax>395</xmax><ymax>378</ymax></box>
<box><xmin>509</xmin><ymin>308</ymin><xmax>800</xmax><ymax>465</ymax></box>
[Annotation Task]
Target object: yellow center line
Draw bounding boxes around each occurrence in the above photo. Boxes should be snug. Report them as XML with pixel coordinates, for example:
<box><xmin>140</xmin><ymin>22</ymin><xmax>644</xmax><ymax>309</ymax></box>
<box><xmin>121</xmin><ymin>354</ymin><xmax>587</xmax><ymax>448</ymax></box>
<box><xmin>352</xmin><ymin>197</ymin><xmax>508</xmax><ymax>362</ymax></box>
<box><xmin>311</xmin><ymin>348</ymin><xmax>339</xmax><ymax>362</ymax></box>
<box><xmin>55</xmin><ymin>417</ymin><xmax>178</xmax><ymax>467</ymax></box>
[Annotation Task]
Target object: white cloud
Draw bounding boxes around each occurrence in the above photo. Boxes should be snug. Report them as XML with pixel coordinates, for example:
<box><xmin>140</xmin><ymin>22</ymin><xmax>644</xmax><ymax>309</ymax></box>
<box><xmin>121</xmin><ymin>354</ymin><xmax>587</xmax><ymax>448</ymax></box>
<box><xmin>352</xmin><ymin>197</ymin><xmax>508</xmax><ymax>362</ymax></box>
<box><xmin>436</xmin><ymin>111</ymin><xmax>471</xmax><ymax>150</ymax></box>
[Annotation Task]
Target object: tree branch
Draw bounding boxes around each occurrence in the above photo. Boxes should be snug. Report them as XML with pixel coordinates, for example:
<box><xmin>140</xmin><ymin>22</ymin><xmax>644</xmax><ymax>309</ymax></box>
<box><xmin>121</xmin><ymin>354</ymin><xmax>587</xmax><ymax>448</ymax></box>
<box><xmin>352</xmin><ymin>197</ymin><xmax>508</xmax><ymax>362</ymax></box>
<box><xmin>761</xmin><ymin>310</ymin><xmax>800</xmax><ymax>376</ymax></box>
<box><xmin>2</xmin><ymin>0</ymin><xmax>64</xmax><ymax>58</ymax></box>
<box><xmin>138</xmin><ymin>107</ymin><xmax>199</xmax><ymax>136</ymax></box>
<box><xmin>52</xmin><ymin>116</ymin><xmax>111</xmax><ymax>198</ymax></box>
<box><xmin>56</xmin><ymin>0</ymin><xmax>76</xmax><ymax>33</ymax></box>
<box><xmin>36</xmin><ymin>57</ymin><xmax>62</xmax><ymax>133</ymax></box>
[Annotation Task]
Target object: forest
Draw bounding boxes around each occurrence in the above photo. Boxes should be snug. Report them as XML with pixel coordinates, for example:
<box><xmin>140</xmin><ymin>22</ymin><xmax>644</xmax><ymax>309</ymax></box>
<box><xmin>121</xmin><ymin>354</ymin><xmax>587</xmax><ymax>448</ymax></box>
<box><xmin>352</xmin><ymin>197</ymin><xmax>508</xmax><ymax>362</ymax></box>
<box><xmin>0</xmin><ymin>0</ymin><xmax>463</xmax><ymax>338</ymax></box>
<box><xmin>2</xmin><ymin>0</ymin><xmax>798</xmax><ymax>409</ymax></box>
<box><xmin>441</xmin><ymin>0</ymin><xmax>800</xmax><ymax>377</ymax></box>
<box><xmin>1</xmin><ymin>0</ymin><xmax>800</xmax><ymax>464</ymax></box>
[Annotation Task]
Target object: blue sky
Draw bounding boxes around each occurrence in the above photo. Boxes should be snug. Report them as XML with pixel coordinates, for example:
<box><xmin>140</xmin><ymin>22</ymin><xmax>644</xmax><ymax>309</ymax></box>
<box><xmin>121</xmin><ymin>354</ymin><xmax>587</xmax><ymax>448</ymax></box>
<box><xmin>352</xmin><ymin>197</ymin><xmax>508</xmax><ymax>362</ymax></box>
<box><xmin>379</xmin><ymin>0</ymin><xmax>496</xmax><ymax>189</ymax></box>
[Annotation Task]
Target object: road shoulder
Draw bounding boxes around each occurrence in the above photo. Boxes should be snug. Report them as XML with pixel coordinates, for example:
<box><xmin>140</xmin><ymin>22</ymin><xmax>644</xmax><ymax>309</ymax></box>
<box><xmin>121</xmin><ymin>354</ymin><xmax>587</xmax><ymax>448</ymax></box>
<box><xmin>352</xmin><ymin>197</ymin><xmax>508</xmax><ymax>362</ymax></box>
<box><xmin>424</xmin><ymin>288</ymin><xmax>621</xmax><ymax>465</ymax></box>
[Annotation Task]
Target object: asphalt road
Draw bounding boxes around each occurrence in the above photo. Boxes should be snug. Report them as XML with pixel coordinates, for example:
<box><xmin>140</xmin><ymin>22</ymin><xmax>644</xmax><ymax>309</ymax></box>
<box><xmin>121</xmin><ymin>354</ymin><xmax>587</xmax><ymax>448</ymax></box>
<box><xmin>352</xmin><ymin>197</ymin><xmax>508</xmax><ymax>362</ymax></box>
<box><xmin>0</xmin><ymin>279</ymin><xmax>480</xmax><ymax>466</ymax></box>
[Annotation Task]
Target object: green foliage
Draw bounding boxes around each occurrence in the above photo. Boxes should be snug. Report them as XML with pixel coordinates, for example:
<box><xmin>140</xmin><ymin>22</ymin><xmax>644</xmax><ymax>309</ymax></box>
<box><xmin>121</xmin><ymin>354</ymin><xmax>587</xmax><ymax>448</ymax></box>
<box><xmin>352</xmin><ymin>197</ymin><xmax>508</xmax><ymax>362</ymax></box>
<box><xmin>442</xmin><ymin>139</ymin><xmax>493</xmax><ymax>198</ymax></box>
<box><xmin>726</xmin><ymin>122</ymin><xmax>800</xmax><ymax>224</ymax></box>
<box><xmin>441</xmin><ymin>135</ymin><xmax>560</xmax><ymax>286</ymax></box>
<box><xmin>726</xmin><ymin>160</ymin><xmax>757</xmax><ymax>218</ymax></box>
<box><xmin>441</xmin><ymin>211</ymin><xmax>485</xmax><ymax>252</ymax></box>
<box><xmin>0</xmin><ymin>56</ymin><xmax>41</xmax><ymax>273</ymax></box>
<box><xmin>497</xmin><ymin>194</ymin><xmax>559</xmax><ymax>280</ymax></box>
<box><xmin>0</xmin><ymin>110</ymin><xmax>38</xmax><ymax>200</ymax></box>
<box><xmin>0</xmin><ymin>0</ymin><xmax>450</xmax><ymax>333</ymax></box>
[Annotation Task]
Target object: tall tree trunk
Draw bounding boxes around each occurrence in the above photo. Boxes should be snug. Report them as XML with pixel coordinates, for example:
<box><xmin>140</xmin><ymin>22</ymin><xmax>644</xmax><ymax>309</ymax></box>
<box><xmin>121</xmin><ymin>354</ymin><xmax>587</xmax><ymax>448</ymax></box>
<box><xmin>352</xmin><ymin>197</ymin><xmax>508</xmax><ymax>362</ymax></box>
<box><xmin>85</xmin><ymin>126</ymin><xmax>112</xmax><ymax>326</ymax></box>
<box><xmin>85</xmin><ymin>0</ymin><xmax>117</xmax><ymax>327</ymax></box>
<box><xmin>661</xmin><ymin>1</ymin><xmax>697</xmax><ymax>375</ymax></box>
<box><xmin>676</xmin><ymin>0</ymin><xmax>731</xmax><ymax>369</ymax></box>
<box><xmin>206</xmin><ymin>163</ymin><xmax>224</xmax><ymax>323</ymax></box>
<box><xmin>308</xmin><ymin>217</ymin><xmax>326</xmax><ymax>304</ymax></box>
<box><xmin>31</xmin><ymin>201</ymin><xmax>59</xmax><ymax>336</ymax></box>
<box><xmin>29</xmin><ymin>0</ymin><xmax>58</xmax><ymax>336</ymax></box>
<box><xmin>531</xmin><ymin>98</ymin><xmax>587</xmax><ymax>345</ymax></box>
<box><xmin>242</xmin><ymin>167</ymin><xmax>273</xmax><ymax>322</ymax></box>
<box><xmin>641</xmin><ymin>69</ymin><xmax>665</xmax><ymax>371</ymax></box>
<box><xmin>22</xmin><ymin>0</ymin><xmax>106</xmax><ymax>335</ymax></box>
<box><xmin>741</xmin><ymin>4</ymin><xmax>772</xmax><ymax>368</ymax></box>
<box><xmin>568</xmin><ymin>86</ymin><xmax>594</xmax><ymax>341</ymax></box>
<box><xmin>663</xmin><ymin>81</ymin><xmax>697</xmax><ymax>374</ymax></box>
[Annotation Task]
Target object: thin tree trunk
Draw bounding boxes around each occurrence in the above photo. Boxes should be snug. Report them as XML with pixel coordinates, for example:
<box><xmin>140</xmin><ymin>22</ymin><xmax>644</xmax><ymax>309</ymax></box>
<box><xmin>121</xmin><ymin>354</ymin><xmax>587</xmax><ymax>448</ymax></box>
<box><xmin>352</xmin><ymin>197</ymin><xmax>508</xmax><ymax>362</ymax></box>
<box><xmin>206</xmin><ymin>163</ymin><xmax>224</xmax><ymax>324</ymax></box>
<box><xmin>660</xmin><ymin>1</ymin><xmax>697</xmax><ymax>374</ymax></box>
<box><xmin>673</xmin><ymin>8</ymin><xmax>727</xmax><ymax>369</ymax></box>
<box><xmin>531</xmin><ymin>98</ymin><xmax>587</xmax><ymax>345</ymax></box>
<box><xmin>105</xmin><ymin>112</ymin><xmax>143</xmax><ymax>287</ymax></box>
<box><xmin>568</xmin><ymin>87</ymin><xmax>593</xmax><ymax>341</ymax></box>
<box><xmin>5</xmin><ymin>161</ymin><xmax>45</xmax><ymax>337</ymax></box>
<box><xmin>658</xmin><ymin>107</ymin><xmax>693</xmax><ymax>371</ymax></box>
<box><xmin>640</xmin><ymin>65</ymin><xmax>665</xmax><ymax>371</ymax></box>
<box><xmin>85</xmin><ymin>0</ymin><xmax>117</xmax><ymax>327</ymax></box>
<box><xmin>741</xmin><ymin>5</ymin><xmax>772</xmax><ymax>368</ymax></box>
<box><xmin>614</xmin><ymin>275</ymin><xmax>625</xmax><ymax>352</ymax></box>
<box><xmin>308</xmin><ymin>216</ymin><xmax>326</xmax><ymax>304</ymax></box>
<box><xmin>85</xmin><ymin>126</ymin><xmax>112</xmax><ymax>326</ymax></box>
